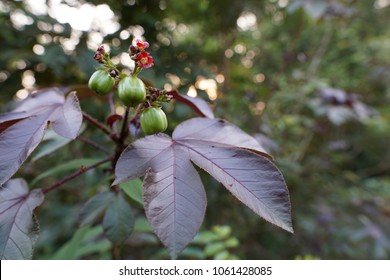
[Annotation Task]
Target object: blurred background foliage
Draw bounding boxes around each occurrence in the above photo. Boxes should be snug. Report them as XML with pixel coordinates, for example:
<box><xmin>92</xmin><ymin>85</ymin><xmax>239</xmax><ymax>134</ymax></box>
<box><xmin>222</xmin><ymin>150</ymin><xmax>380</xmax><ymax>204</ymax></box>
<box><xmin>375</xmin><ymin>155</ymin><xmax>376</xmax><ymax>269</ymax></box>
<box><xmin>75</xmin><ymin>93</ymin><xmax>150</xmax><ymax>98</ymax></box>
<box><xmin>1</xmin><ymin>0</ymin><xmax>390</xmax><ymax>259</ymax></box>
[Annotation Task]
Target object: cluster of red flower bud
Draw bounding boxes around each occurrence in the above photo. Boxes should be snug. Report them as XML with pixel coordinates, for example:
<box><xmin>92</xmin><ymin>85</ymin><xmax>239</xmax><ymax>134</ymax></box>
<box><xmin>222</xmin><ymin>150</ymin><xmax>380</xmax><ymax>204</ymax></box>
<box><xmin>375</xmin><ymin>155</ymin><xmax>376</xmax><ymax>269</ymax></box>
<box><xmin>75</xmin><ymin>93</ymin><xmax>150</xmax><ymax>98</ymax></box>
<box><xmin>129</xmin><ymin>39</ymin><xmax>154</xmax><ymax>69</ymax></box>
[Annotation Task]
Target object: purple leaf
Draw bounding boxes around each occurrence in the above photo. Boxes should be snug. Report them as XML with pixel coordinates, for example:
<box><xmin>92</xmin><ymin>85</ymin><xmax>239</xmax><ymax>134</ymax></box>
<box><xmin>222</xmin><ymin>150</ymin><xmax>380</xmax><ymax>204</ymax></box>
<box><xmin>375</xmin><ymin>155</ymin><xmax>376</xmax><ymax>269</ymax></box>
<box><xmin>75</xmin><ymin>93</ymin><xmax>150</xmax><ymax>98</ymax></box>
<box><xmin>169</xmin><ymin>90</ymin><xmax>214</xmax><ymax>118</ymax></box>
<box><xmin>114</xmin><ymin>135</ymin><xmax>207</xmax><ymax>258</ymax></box>
<box><xmin>173</xmin><ymin>118</ymin><xmax>271</xmax><ymax>159</ymax></box>
<box><xmin>0</xmin><ymin>88</ymin><xmax>83</xmax><ymax>184</ymax></box>
<box><xmin>0</xmin><ymin>178</ymin><xmax>44</xmax><ymax>259</ymax></box>
<box><xmin>143</xmin><ymin>145</ymin><xmax>206</xmax><ymax>259</ymax></box>
<box><xmin>0</xmin><ymin>112</ymin><xmax>51</xmax><ymax>185</ymax></box>
<box><xmin>106</xmin><ymin>114</ymin><xmax>123</xmax><ymax>128</ymax></box>
<box><xmin>12</xmin><ymin>88</ymin><xmax>64</xmax><ymax>114</ymax></box>
<box><xmin>114</xmin><ymin>117</ymin><xmax>293</xmax><ymax>257</ymax></box>
<box><xmin>0</xmin><ymin>112</ymin><xmax>30</xmax><ymax>133</ymax></box>
<box><xmin>50</xmin><ymin>92</ymin><xmax>83</xmax><ymax>139</ymax></box>
<box><xmin>113</xmin><ymin>134</ymin><xmax>173</xmax><ymax>184</ymax></box>
<box><xmin>182</xmin><ymin>142</ymin><xmax>293</xmax><ymax>233</ymax></box>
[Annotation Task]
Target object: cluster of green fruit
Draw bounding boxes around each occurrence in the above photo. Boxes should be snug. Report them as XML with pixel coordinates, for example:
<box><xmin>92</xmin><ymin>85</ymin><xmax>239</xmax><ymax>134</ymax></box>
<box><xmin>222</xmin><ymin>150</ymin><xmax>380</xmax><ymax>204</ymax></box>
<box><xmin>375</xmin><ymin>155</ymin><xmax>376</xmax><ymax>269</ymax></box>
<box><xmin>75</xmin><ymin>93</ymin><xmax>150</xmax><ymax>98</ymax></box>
<box><xmin>88</xmin><ymin>69</ymin><xmax>167</xmax><ymax>135</ymax></box>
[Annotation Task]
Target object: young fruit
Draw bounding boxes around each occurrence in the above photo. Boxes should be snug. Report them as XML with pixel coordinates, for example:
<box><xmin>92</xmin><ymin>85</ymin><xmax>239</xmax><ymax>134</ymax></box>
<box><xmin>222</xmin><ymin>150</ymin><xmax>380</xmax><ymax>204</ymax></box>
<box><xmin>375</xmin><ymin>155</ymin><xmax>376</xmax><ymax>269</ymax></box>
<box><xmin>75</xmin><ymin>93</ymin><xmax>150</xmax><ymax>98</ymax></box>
<box><xmin>118</xmin><ymin>76</ymin><xmax>146</xmax><ymax>107</ymax></box>
<box><xmin>140</xmin><ymin>107</ymin><xmax>168</xmax><ymax>135</ymax></box>
<box><xmin>88</xmin><ymin>70</ymin><xmax>115</xmax><ymax>95</ymax></box>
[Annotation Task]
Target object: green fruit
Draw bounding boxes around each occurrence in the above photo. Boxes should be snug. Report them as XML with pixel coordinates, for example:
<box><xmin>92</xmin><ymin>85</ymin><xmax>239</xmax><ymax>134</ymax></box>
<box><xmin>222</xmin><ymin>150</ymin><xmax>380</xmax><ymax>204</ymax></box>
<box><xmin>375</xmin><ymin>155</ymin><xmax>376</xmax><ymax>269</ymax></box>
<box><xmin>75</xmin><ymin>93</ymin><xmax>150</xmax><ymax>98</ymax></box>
<box><xmin>118</xmin><ymin>76</ymin><xmax>146</xmax><ymax>107</ymax></box>
<box><xmin>88</xmin><ymin>70</ymin><xmax>115</xmax><ymax>95</ymax></box>
<box><xmin>140</xmin><ymin>107</ymin><xmax>168</xmax><ymax>135</ymax></box>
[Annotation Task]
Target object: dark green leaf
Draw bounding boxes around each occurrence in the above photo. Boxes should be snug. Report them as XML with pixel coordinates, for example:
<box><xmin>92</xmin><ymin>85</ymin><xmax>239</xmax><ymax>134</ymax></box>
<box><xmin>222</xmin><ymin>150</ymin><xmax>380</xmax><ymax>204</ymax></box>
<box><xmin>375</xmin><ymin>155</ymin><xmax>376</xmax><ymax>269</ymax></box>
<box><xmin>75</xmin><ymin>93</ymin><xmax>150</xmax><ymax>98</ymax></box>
<box><xmin>79</xmin><ymin>191</ymin><xmax>115</xmax><ymax>227</ymax></box>
<box><xmin>51</xmin><ymin>226</ymin><xmax>110</xmax><ymax>260</ymax></box>
<box><xmin>120</xmin><ymin>179</ymin><xmax>143</xmax><ymax>205</ymax></box>
<box><xmin>102</xmin><ymin>191</ymin><xmax>134</xmax><ymax>245</ymax></box>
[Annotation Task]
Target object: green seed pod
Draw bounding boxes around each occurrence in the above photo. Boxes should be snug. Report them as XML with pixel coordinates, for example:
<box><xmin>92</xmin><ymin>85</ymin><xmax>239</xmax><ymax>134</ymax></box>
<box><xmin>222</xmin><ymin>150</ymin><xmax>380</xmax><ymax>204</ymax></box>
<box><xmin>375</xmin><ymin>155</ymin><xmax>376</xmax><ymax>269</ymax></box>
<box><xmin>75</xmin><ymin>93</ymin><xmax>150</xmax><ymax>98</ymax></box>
<box><xmin>140</xmin><ymin>107</ymin><xmax>168</xmax><ymax>135</ymax></box>
<box><xmin>118</xmin><ymin>76</ymin><xmax>146</xmax><ymax>107</ymax></box>
<box><xmin>88</xmin><ymin>70</ymin><xmax>115</xmax><ymax>96</ymax></box>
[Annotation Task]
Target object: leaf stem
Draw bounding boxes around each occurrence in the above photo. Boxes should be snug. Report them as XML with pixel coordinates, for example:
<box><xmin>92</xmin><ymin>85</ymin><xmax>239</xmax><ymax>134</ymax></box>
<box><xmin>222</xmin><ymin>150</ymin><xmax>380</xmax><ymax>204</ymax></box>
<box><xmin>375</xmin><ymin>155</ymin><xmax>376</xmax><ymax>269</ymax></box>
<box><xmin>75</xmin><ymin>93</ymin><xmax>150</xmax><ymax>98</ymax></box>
<box><xmin>42</xmin><ymin>157</ymin><xmax>112</xmax><ymax>194</ymax></box>
<box><xmin>82</xmin><ymin>111</ymin><xmax>118</xmax><ymax>142</ymax></box>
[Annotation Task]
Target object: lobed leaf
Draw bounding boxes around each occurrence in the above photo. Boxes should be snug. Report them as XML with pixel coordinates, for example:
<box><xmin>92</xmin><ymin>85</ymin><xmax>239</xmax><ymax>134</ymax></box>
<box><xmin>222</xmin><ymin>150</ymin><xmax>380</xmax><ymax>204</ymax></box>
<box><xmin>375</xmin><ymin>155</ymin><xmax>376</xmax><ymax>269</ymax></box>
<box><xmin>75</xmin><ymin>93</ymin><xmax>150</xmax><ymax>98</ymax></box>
<box><xmin>114</xmin><ymin>117</ymin><xmax>293</xmax><ymax>257</ymax></box>
<box><xmin>0</xmin><ymin>88</ymin><xmax>83</xmax><ymax>185</ymax></box>
<box><xmin>0</xmin><ymin>179</ymin><xmax>44</xmax><ymax>259</ymax></box>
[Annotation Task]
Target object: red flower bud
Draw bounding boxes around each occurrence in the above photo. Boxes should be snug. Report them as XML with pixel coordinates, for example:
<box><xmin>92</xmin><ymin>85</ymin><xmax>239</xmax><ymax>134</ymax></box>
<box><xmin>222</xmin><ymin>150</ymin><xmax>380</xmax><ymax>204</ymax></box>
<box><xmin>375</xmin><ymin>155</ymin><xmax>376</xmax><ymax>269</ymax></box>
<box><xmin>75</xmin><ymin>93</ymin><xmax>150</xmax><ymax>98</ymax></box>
<box><xmin>134</xmin><ymin>39</ymin><xmax>150</xmax><ymax>51</ymax></box>
<box><xmin>94</xmin><ymin>52</ymin><xmax>104</xmax><ymax>63</ymax></box>
<box><xmin>97</xmin><ymin>45</ymin><xmax>106</xmax><ymax>54</ymax></box>
<box><xmin>129</xmin><ymin>45</ymin><xmax>138</xmax><ymax>55</ymax></box>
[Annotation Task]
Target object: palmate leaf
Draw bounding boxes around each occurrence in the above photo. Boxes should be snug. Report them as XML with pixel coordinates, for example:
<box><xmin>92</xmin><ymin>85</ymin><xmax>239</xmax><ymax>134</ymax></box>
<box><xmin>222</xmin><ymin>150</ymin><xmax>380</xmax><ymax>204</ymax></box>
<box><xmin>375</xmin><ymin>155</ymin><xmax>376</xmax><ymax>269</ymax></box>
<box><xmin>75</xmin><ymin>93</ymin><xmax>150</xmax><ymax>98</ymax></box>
<box><xmin>114</xmin><ymin>117</ymin><xmax>293</xmax><ymax>258</ymax></box>
<box><xmin>0</xmin><ymin>178</ymin><xmax>44</xmax><ymax>260</ymax></box>
<box><xmin>0</xmin><ymin>88</ymin><xmax>82</xmax><ymax>185</ymax></box>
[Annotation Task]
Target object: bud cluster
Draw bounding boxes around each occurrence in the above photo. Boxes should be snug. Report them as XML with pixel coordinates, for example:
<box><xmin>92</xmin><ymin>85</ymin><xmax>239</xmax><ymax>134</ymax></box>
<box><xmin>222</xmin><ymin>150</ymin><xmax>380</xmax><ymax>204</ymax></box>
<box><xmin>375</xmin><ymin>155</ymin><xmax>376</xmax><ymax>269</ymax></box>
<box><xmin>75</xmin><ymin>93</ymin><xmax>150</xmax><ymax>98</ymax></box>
<box><xmin>88</xmin><ymin>38</ymin><xmax>170</xmax><ymax>135</ymax></box>
<box><xmin>146</xmin><ymin>87</ymin><xmax>173</xmax><ymax>106</ymax></box>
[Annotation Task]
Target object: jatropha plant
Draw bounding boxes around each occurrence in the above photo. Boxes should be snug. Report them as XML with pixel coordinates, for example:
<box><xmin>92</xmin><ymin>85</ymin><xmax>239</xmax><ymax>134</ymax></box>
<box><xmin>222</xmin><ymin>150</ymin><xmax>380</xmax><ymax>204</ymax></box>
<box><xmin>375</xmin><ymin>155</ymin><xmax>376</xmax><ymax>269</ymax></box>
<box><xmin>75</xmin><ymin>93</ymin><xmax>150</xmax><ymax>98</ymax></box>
<box><xmin>0</xmin><ymin>38</ymin><xmax>293</xmax><ymax>260</ymax></box>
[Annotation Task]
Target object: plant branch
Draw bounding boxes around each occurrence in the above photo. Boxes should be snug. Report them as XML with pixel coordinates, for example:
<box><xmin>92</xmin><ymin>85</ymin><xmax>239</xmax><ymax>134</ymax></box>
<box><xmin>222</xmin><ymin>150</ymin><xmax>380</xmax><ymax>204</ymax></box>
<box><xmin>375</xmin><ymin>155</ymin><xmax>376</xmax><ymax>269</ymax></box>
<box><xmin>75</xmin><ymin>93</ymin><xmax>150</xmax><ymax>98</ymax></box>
<box><xmin>82</xmin><ymin>111</ymin><xmax>118</xmax><ymax>142</ymax></box>
<box><xmin>77</xmin><ymin>135</ymin><xmax>111</xmax><ymax>155</ymax></box>
<box><xmin>108</xmin><ymin>92</ymin><xmax>119</xmax><ymax>135</ymax></box>
<box><xmin>111</xmin><ymin>107</ymin><xmax>130</xmax><ymax>191</ymax></box>
<box><xmin>119</xmin><ymin>107</ymin><xmax>130</xmax><ymax>143</ymax></box>
<box><xmin>42</xmin><ymin>157</ymin><xmax>112</xmax><ymax>194</ymax></box>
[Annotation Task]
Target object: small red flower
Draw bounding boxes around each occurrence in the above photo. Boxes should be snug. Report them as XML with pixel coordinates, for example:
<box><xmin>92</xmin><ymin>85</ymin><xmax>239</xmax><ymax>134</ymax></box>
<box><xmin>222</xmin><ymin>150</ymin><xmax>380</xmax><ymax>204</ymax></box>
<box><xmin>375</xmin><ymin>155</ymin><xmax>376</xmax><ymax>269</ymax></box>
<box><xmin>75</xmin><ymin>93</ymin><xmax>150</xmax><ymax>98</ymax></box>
<box><xmin>134</xmin><ymin>39</ymin><xmax>150</xmax><ymax>51</ymax></box>
<box><xmin>136</xmin><ymin>51</ymin><xmax>154</xmax><ymax>69</ymax></box>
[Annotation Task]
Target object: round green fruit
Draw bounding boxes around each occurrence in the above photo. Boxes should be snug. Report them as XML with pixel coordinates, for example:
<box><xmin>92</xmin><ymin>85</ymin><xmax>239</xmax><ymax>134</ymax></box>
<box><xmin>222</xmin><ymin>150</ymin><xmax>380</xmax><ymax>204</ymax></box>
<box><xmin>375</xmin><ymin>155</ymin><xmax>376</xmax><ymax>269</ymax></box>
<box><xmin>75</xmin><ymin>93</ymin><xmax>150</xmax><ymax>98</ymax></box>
<box><xmin>118</xmin><ymin>76</ymin><xmax>146</xmax><ymax>107</ymax></box>
<box><xmin>140</xmin><ymin>107</ymin><xmax>168</xmax><ymax>135</ymax></box>
<box><xmin>88</xmin><ymin>70</ymin><xmax>115</xmax><ymax>96</ymax></box>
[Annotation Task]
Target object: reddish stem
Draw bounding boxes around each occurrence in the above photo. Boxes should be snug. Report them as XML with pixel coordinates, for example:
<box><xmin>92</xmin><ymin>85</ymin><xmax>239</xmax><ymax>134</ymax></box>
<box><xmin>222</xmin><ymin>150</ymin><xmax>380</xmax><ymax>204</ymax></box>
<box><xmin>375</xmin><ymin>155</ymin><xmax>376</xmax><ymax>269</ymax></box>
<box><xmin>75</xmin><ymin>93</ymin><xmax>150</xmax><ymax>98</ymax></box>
<box><xmin>42</xmin><ymin>157</ymin><xmax>111</xmax><ymax>194</ymax></box>
<box><xmin>82</xmin><ymin>111</ymin><xmax>118</xmax><ymax>142</ymax></box>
